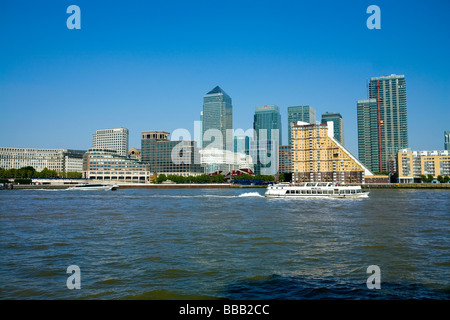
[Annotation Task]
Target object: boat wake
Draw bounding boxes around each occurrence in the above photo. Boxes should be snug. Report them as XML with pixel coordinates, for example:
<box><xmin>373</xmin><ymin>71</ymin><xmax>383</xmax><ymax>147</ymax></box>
<box><xmin>238</xmin><ymin>192</ymin><xmax>264</xmax><ymax>198</ymax></box>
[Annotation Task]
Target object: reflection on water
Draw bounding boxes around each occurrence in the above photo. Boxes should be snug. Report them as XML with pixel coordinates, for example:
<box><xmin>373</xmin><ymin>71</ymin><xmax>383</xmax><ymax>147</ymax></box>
<box><xmin>0</xmin><ymin>188</ymin><xmax>449</xmax><ymax>299</ymax></box>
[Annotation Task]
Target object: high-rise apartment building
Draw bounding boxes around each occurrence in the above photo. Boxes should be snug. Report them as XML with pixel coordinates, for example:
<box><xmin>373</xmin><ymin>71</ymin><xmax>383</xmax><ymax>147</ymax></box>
<box><xmin>201</xmin><ymin>86</ymin><xmax>233</xmax><ymax>150</ymax></box>
<box><xmin>321</xmin><ymin>112</ymin><xmax>344</xmax><ymax>145</ymax></box>
<box><xmin>92</xmin><ymin>127</ymin><xmax>129</xmax><ymax>157</ymax></box>
<box><xmin>291</xmin><ymin>121</ymin><xmax>372</xmax><ymax>184</ymax></box>
<box><xmin>253</xmin><ymin>105</ymin><xmax>282</xmax><ymax>175</ymax></box>
<box><xmin>358</xmin><ymin>74</ymin><xmax>408</xmax><ymax>173</ymax></box>
<box><xmin>287</xmin><ymin>106</ymin><xmax>316</xmax><ymax>145</ymax></box>
<box><xmin>445</xmin><ymin>131</ymin><xmax>450</xmax><ymax>151</ymax></box>
<box><xmin>141</xmin><ymin>131</ymin><xmax>204</xmax><ymax>176</ymax></box>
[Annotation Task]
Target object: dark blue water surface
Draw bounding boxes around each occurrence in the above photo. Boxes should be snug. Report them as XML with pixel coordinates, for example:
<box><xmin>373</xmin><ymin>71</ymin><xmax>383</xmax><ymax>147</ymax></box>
<box><xmin>0</xmin><ymin>187</ymin><xmax>449</xmax><ymax>299</ymax></box>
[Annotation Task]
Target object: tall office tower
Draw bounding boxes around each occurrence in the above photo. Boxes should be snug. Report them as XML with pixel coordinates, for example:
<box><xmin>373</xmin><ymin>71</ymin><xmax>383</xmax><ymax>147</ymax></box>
<box><xmin>362</xmin><ymin>74</ymin><xmax>408</xmax><ymax>173</ymax></box>
<box><xmin>201</xmin><ymin>86</ymin><xmax>233</xmax><ymax>150</ymax></box>
<box><xmin>357</xmin><ymin>99</ymin><xmax>380</xmax><ymax>173</ymax></box>
<box><xmin>291</xmin><ymin>121</ymin><xmax>372</xmax><ymax>184</ymax></box>
<box><xmin>287</xmin><ymin>106</ymin><xmax>316</xmax><ymax>145</ymax></box>
<box><xmin>234</xmin><ymin>135</ymin><xmax>250</xmax><ymax>155</ymax></box>
<box><xmin>321</xmin><ymin>112</ymin><xmax>344</xmax><ymax>145</ymax></box>
<box><xmin>92</xmin><ymin>127</ymin><xmax>129</xmax><ymax>157</ymax></box>
<box><xmin>141</xmin><ymin>131</ymin><xmax>203</xmax><ymax>176</ymax></box>
<box><xmin>445</xmin><ymin>131</ymin><xmax>450</xmax><ymax>151</ymax></box>
<box><xmin>253</xmin><ymin>105</ymin><xmax>282</xmax><ymax>175</ymax></box>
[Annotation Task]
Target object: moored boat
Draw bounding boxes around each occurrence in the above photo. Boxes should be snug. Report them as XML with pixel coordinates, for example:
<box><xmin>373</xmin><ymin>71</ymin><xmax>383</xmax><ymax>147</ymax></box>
<box><xmin>264</xmin><ymin>182</ymin><xmax>368</xmax><ymax>198</ymax></box>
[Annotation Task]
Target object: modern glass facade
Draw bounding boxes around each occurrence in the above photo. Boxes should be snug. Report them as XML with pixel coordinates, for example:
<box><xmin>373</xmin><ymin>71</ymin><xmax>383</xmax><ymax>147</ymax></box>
<box><xmin>234</xmin><ymin>135</ymin><xmax>250</xmax><ymax>155</ymax></box>
<box><xmin>321</xmin><ymin>112</ymin><xmax>344</xmax><ymax>145</ymax></box>
<box><xmin>202</xmin><ymin>86</ymin><xmax>233</xmax><ymax>150</ymax></box>
<box><xmin>357</xmin><ymin>99</ymin><xmax>379</xmax><ymax>173</ymax></box>
<box><xmin>141</xmin><ymin>131</ymin><xmax>204</xmax><ymax>176</ymax></box>
<box><xmin>287</xmin><ymin>106</ymin><xmax>316</xmax><ymax>145</ymax></box>
<box><xmin>253</xmin><ymin>105</ymin><xmax>282</xmax><ymax>175</ymax></box>
<box><xmin>445</xmin><ymin>131</ymin><xmax>450</xmax><ymax>151</ymax></box>
<box><xmin>367</xmin><ymin>74</ymin><xmax>408</xmax><ymax>172</ymax></box>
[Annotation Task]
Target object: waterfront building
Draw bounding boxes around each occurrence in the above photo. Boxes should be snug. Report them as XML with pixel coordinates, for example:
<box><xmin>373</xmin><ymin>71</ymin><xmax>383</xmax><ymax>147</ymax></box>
<box><xmin>291</xmin><ymin>121</ymin><xmax>373</xmax><ymax>184</ymax></box>
<box><xmin>278</xmin><ymin>145</ymin><xmax>292</xmax><ymax>174</ymax></box>
<box><xmin>141</xmin><ymin>131</ymin><xmax>204</xmax><ymax>176</ymax></box>
<box><xmin>287</xmin><ymin>106</ymin><xmax>316</xmax><ymax>145</ymax></box>
<box><xmin>234</xmin><ymin>135</ymin><xmax>250</xmax><ymax>155</ymax></box>
<box><xmin>83</xmin><ymin>148</ymin><xmax>152</xmax><ymax>183</ymax></box>
<box><xmin>201</xmin><ymin>86</ymin><xmax>233</xmax><ymax>149</ymax></box>
<box><xmin>358</xmin><ymin>74</ymin><xmax>408</xmax><ymax>173</ymax></box>
<box><xmin>445</xmin><ymin>131</ymin><xmax>450</xmax><ymax>151</ymax></box>
<box><xmin>397</xmin><ymin>149</ymin><xmax>450</xmax><ymax>183</ymax></box>
<box><xmin>200</xmin><ymin>148</ymin><xmax>253</xmax><ymax>174</ymax></box>
<box><xmin>321</xmin><ymin>112</ymin><xmax>344</xmax><ymax>146</ymax></box>
<box><xmin>92</xmin><ymin>127</ymin><xmax>129</xmax><ymax>157</ymax></box>
<box><xmin>0</xmin><ymin>147</ymin><xmax>85</xmax><ymax>172</ymax></box>
<box><xmin>253</xmin><ymin>105</ymin><xmax>282</xmax><ymax>175</ymax></box>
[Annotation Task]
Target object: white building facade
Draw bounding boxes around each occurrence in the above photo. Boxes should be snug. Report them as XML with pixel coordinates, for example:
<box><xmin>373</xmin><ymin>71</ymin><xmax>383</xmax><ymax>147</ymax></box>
<box><xmin>92</xmin><ymin>127</ymin><xmax>129</xmax><ymax>157</ymax></box>
<box><xmin>0</xmin><ymin>147</ymin><xmax>85</xmax><ymax>172</ymax></box>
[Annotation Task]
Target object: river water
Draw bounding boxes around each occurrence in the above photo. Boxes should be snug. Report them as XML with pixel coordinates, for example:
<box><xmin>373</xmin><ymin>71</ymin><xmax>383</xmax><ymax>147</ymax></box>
<box><xmin>0</xmin><ymin>187</ymin><xmax>449</xmax><ymax>299</ymax></box>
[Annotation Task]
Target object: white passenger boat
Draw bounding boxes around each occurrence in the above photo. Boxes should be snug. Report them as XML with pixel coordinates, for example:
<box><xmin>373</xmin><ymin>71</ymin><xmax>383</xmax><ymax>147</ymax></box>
<box><xmin>265</xmin><ymin>182</ymin><xmax>368</xmax><ymax>198</ymax></box>
<box><xmin>67</xmin><ymin>183</ymin><xmax>118</xmax><ymax>191</ymax></box>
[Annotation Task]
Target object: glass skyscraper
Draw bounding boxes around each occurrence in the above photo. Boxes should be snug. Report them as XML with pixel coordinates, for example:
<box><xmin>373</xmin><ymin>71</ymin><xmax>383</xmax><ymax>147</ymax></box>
<box><xmin>445</xmin><ymin>131</ymin><xmax>450</xmax><ymax>151</ymax></box>
<box><xmin>201</xmin><ymin>86</ymin><xmax>233</xmax><ymax>150</ymax></box>
<box><xmin>287</xmin><ymin>106</ymin><xmax>316</xmax><ymax>145</ymax></box>
<box><xmin>253</xmin><ymin>105</ymin><xmax>282</xmax><ymax>175</ymax></box>
<box><xmin>357</xmin><ymin>74</ymin><xmax>408</xmax><ymax>173</ymax></box>
<box><xmin>321</xmin><ymin>112</ymin><xmax>344</xmax><ymax>146</ymax></box>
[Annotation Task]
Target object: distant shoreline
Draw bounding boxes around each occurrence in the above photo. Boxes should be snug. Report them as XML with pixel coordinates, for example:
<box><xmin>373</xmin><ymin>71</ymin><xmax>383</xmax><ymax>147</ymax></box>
<box><xmin>5</xmin><ymin>183</ymin><xmax>450</xmax><ymax>190</ymax></box>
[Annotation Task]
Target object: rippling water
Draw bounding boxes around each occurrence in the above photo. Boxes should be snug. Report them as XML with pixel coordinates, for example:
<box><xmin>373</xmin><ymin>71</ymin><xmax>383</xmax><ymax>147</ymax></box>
<box><xmin>0</xmin><ymin>187</ymin><xmax>449</xmax><ymax>299</ymax></box>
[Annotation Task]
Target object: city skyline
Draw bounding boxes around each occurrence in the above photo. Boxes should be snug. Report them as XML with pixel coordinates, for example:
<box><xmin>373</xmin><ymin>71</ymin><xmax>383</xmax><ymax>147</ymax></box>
<box><xmin>1</xmin><ymin>1</ymin><xmax>449</xmax><ymax>157</ymax></box>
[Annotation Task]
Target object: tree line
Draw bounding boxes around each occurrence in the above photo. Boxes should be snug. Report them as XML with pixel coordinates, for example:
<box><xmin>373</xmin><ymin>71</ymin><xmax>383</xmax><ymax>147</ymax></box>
<box><xmin>0</xmin><ymin>166</ymin><xmax>83</xmax><ymax>179</ymax></box>
<box><xmin>420</xmin><ymin>174</ymin><xmax>450</xmax><ymax>183</ymax></box>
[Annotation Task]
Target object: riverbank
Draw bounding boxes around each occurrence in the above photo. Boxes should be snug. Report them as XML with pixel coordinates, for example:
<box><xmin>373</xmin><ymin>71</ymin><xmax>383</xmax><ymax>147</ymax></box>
<box><xmin>6</xmin><ymin>182</ymin><xmax>450</xmax><ymax>190</ymax></box>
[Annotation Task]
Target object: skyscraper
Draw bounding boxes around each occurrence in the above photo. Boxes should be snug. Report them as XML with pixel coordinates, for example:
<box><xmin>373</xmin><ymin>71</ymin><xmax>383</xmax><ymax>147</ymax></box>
<box><xmin>201</xmin><ymin>86</ymin><xmax>233</xmax><ymax>150</ymax></box>
<box><xmin>287</xmin><ymin>106</ymin><xmax>316</xmax><ymax>145</ymax></box>
<box><xmin>445</xmin><ymin>131</ymin><xmax>450</xmax><ymax>151</ymax></box>
<box><xmin>357</xmin><ymin>74</ymin><xmax>408</xmax><ymax>173</ymax></box>
<box><xmin>253</xmin><ymin>105</ymin><xmax>282</xmax><ymax>175</ymax></box>
<box><xmin>357</xmin><ymin>99</ymin><xmax>379</xmax><ymax>172</ymax></box>
<box><xmin>321</xmin><ymin>112</ymin><xmax>344</xmax><ymax>145</ymax></box>
<box><xmin>92</xmin><ymin>127</ymin><xmax>129</xmax><ymax>157</ymax></box>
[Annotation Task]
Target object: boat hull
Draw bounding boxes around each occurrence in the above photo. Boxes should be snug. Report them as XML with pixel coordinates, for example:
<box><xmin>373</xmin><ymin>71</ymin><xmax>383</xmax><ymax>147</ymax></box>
<box><xmin>68</xmin><ymin>184</ymin><xmax>118</xmax><ymax>191</ymax></box>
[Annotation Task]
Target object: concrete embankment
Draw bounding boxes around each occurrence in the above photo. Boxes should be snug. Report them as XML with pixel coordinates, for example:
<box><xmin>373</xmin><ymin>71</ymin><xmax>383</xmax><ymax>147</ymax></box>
<box><xmin>7</xmin><ymin>183</ymin><xmax>450</xmax><ymax>190</ymax></box>
<box><xmin>361</xmin><ymin>183</ymin><xmax>450</xmax><ymax>189</ymax></box>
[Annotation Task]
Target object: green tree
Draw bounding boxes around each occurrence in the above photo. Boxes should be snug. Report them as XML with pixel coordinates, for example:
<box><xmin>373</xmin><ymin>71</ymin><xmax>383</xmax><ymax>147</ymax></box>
<box><xmin>443</xmin><ymin>176</ymin><xmax>450</xmax><ymax>183</ymax></box>
<box><xmin>156</xmin><ymin>174</ymin><xmax>167</xmax><ymax>184</ymax></box>
<box><xmin>427</xmin><ymin>174</ymin><xmax>434</xmax><ymax>182</ymax></box>
<box><xmin>211</xmin><ymin>174</ymin><xmax>225</xmax><ymax>183</ymax></box>
<box><xmin>278</xmin><ymin>173</ymin><xmax>285</xmax><ymax>182</ymax></box>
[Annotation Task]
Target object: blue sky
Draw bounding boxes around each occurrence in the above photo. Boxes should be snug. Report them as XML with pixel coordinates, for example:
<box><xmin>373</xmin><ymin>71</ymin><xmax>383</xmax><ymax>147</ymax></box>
<box><xmin>0</xmin><ymin>0</ymin><xmax>449</xmax><ymax>156</ymax></box>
